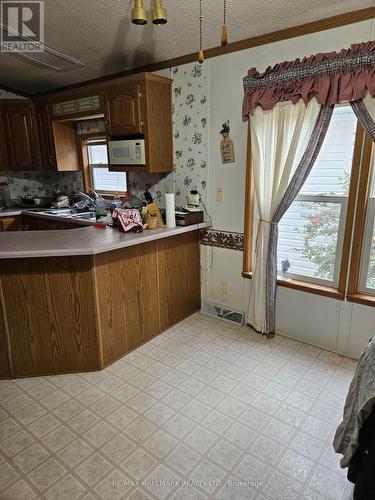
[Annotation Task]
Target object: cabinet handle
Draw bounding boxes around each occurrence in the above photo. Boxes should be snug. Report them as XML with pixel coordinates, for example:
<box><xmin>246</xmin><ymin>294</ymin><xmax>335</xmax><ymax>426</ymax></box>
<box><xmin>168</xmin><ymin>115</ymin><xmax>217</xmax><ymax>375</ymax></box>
<box><xmin>49</xmin><ymin>155</ymin><xmax>55</xmax><ymax>166</ymax></box>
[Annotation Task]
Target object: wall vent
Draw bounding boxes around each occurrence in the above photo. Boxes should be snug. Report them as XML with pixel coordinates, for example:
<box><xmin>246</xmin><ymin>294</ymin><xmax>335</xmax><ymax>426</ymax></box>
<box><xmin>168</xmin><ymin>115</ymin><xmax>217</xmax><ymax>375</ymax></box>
<box><xmin>201</xmin><ymin>302</ymin><xmax>245</xmax><ymax>327</ymax></box>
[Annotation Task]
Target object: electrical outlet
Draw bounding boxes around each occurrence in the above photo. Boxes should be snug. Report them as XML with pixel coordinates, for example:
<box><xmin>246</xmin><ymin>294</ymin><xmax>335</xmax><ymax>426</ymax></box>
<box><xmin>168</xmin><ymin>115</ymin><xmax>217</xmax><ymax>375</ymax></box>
<box><xmin>222</xmin><ymin>280</ymin><xmax>230</xmax><ymax>294</ymax></box>
<box><xmin>216</xmin><ymin>188</ymin><xmax>224</xmax><ymax>202</ymax></box>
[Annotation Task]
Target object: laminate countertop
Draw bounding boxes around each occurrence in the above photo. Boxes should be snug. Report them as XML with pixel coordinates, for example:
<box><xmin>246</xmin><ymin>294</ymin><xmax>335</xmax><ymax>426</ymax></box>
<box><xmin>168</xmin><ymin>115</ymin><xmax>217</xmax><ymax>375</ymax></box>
<box><xmin>0</xmin><ymin>209</ymin><xmax>23</xmax><ymax>217</ymax></box>
<box><xmin>0</xmin><ymin>222</ymin><xmax>211</xmax><ymax>259</ymax></box>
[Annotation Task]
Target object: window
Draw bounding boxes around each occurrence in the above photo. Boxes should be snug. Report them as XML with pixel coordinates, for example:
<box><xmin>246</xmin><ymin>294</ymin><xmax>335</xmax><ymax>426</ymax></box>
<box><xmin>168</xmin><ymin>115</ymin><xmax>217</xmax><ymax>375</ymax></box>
<box><xmin>87</xmin><ymin>142</ymin><xmax>127</xmax><ymax>195</ymax></box>
<box><xmin>277</xmin><ymin>106</ymin><xmax>357</xmax><ymax>287</ymax></box>
<box><xmin>243</xmin><ymin>103</ymin><xmax>375</xmax><ymax>302</ymax></box>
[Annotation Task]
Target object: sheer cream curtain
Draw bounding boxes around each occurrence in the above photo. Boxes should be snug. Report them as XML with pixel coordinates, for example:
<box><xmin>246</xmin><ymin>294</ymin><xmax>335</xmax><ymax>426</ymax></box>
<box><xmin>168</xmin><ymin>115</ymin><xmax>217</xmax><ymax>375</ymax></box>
<box><xmin>247</xmin><ymin>99</ymin><xmax>321</xmax><ymax>333</ymax></box>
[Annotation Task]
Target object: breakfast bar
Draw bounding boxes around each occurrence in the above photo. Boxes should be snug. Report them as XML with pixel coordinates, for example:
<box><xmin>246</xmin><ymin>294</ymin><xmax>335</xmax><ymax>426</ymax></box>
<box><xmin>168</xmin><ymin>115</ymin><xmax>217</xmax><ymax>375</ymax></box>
<box><xmin>0</xmin><ymin>223</ymin><xmax>209</xmax><ymax>378</ymax></box>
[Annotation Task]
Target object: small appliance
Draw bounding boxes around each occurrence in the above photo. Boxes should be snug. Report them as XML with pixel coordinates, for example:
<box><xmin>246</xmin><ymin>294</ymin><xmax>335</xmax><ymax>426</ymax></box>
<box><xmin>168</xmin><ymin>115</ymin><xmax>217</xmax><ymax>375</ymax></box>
<box><xmin>186</xmin><ymin>190</ymin><xmax>201</xmax><ymax>210</ymax></box>
<box><xmin>108</xmin><ymin>139</ymin><xmax>146</xmax><ymax>166</ymax></box>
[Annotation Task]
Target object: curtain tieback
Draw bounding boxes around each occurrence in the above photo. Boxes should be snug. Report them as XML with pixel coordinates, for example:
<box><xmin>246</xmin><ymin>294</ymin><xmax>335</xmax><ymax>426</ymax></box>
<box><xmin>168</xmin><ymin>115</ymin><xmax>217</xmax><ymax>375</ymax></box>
<box><xmin>254</xmin><ymin>219</ymin><xmax>278</xmax><ymax>255</ymax></box>
<box><xmin>259</xmin><ymin>219</ymin><xmax>278</xmax><ymax>225</ymax></box>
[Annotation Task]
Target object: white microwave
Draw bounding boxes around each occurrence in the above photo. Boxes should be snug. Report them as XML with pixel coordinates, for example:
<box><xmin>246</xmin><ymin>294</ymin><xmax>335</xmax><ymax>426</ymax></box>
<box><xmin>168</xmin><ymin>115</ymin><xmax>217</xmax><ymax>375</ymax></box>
<box><xmin>108</xmin><ymin>139</ymin><xmax>146</xmax><ymax>166</ymax></box>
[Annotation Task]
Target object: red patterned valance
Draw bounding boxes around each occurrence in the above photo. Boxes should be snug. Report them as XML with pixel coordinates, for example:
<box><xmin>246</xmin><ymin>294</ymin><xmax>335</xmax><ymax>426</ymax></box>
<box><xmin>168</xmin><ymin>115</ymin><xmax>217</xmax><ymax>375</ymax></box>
<box><xmin>242</xmin><ymin>41</ymin><xmax>375</xmax><ymax>117</ymax></box>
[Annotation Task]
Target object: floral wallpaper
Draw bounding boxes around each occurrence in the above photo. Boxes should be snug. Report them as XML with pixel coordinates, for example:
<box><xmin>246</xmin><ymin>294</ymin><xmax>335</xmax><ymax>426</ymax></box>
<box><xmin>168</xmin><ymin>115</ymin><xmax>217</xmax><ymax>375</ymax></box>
<box><xmin>77</xmin><ymin>119</ymin><xmax>106</xmax><ymax>135</ymax></box>
<box><xmin>129</xmin><ymin>62</ymin><xmax>208</xmax><ymax>208</ymax></box>
<box><xmin>0</xmin><ymin>171</ymin><xmax>83</xmax><ymax>200</ymax></box>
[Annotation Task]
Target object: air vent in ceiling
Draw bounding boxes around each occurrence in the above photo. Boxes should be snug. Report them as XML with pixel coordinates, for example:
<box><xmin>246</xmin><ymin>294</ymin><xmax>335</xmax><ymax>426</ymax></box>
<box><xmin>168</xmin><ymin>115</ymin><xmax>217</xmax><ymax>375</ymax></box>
<box><xmin>0</xmin><ymin>23</ymin><xmax>84</xmax><ymax>72</ymax></box>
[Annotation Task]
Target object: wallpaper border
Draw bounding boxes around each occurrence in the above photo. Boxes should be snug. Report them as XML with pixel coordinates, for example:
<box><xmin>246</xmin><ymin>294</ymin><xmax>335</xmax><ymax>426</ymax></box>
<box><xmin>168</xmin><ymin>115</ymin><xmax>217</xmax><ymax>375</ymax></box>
<box><xmin>200</xmin><ymin>229</ymin><xmax>244</xmax><ymax>251</ymax></box>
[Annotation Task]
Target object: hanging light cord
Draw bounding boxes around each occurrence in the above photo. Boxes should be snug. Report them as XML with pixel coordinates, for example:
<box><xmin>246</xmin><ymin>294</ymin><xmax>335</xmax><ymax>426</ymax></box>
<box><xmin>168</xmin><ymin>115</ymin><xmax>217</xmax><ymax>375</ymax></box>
<box><xmin>200</xmin><ymin>0</ymin><xmax>203</xmax><ymax>52</ymax></box>
<box><xmin>221</xmin><ymin>0</ymin><xmax>228</xmax><ymax>47</ymax></box>
<box><xmin>198</xmin><ymin>0</ymin><xmax>204</xmax><ymax>63</ymax></box>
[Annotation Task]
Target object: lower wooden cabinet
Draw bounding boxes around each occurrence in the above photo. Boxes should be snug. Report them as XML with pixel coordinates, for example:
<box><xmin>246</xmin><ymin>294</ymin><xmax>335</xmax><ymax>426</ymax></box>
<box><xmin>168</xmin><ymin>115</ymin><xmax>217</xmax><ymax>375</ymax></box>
<box><xmin>95</xmin><ymin>242</ymin><xmax>160</xmax><ymax>366</ymax></box>
<box><xmin>0</xmin><ymin>257</ymin><xmax>98</xmax><ymax>377</ymax></box>
<box><xmin>0</xmin><ymin>309</ymin><xmax>10</xmax><ymax>378</ymax></box>
<box><xmin>22</xmin><ymin>214</ymin><xmax>87</xmax><ymax>231</ymax></box>
<box><xmin>0</xmin><ymin>230</ymin><xmax>201</xmax><ymax>377</ymax></box>
<box><xmin>158</xmin><ymin>231</ymin><xmax>201</xmax><ymax>331</ymax></box>
<box><xmin>0</xmin><ymin>216</ymin><xmax>23</xmax><ymax>232</ymax></box>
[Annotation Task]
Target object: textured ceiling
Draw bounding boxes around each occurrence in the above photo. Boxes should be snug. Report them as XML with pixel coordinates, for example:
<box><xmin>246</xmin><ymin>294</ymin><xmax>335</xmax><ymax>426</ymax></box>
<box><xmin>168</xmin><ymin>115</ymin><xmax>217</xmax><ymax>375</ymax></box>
<box><xmin>0</xmin><ymin>0</ymin><xmax>374</xmax><ymax>95</ymax></box>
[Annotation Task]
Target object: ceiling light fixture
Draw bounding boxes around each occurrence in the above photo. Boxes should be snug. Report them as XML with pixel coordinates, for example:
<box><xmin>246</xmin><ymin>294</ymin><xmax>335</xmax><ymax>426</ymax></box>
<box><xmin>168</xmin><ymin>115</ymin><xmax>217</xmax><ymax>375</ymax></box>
<box><xmin>151</xmin><ymin>0</ymin><xmax>167</xmax><ymax>25</ymax></box>
<box><xmin>131</xmin><ymin>0</ymin><xmax>148</xmax><ymax>25</ymax></box>
<box><xmin>198</xmin><ymin>0</ymin><xmax>204</xmax><ymax>63</ymax></box>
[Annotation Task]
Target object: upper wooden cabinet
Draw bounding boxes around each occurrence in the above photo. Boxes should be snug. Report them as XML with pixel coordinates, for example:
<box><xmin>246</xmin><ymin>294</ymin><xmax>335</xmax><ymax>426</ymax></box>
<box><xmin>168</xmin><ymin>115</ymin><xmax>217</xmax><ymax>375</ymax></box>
<box><xmin>34</xmin><ymin>98</ymin><xmax>80</xmax><ymax>172</ymax></box>
<box><xmin>0</xmin><ymin>72</ymin><xmax>172</xmax><ymax>174</ymax></box>
<box><xmin>105</xmin><ymin>82</ymin><xmax>143</xmax><ymax>135</ymax></box>
<box><xmin>49</xmin><ymin>91</ymin><xmax>104</xmax><ymax>121</ymax></box>
<box><xmin>33</xmin><ymin>98</ymin><xmax>56</xmax><ymax>171</ymax></box>
<box><xmin>105</xmin><ymin>73</ymin><xmax>173</xmax><ymax>173</ymax></box>
<box><xmin>1</xmin><ymin>101</ymin><xmax>40</xmax><ymax>170</ymax></box>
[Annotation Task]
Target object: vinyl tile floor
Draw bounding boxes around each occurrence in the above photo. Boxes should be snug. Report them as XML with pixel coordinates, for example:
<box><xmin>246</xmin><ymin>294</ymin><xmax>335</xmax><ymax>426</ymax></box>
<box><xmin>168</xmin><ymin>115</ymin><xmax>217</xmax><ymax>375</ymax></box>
<box><xmin>0</xmin><ymin>313</ymin><xmax>357</xmax><ymax>500</ymax></box>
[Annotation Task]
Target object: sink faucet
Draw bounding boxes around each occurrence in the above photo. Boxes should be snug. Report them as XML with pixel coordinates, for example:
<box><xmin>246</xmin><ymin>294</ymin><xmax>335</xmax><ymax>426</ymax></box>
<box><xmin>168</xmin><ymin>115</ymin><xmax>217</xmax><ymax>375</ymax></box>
<box><xmin>74</xmin><ymin>192</ymin><xmax>97</xmax><ymax>211</ymax></box>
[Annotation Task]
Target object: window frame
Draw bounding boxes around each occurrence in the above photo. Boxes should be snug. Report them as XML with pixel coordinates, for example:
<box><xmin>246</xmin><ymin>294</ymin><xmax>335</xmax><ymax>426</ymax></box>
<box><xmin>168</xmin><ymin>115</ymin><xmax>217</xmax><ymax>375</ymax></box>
<box><xmin>346</xmin><ymin>137</ymin><xmax>374</xmax><ymax>305</ymax></box>
<box><xmin>242</xmin><ymin>112</ymin><xmax>372</xmax><ymax>302</ymax></box>
<box><xmin>277</xmin><ymin>194</ymin><xmax>348</xmax><ymax>288</ymax></box>
<box><xmin>358</xmin><ymin>196</ymin><xmax>375</xmax><ymax>294</ymax></box>
<box><xmin>80</xmin><ymin>135</ymin><xmax>128</xmax><ymax>197</ymax></box>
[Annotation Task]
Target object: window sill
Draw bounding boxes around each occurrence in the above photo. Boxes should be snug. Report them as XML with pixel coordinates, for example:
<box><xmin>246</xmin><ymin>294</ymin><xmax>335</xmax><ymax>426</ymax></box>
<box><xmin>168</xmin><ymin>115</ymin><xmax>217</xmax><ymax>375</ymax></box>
<box><xmin>241</xmin><ymin>271</ymin><xmax>344</xmax><ymax>300</ymax></box>
<box><xmin>346</xmin><ymin>293</ymin><xmax>375</xmax><ymax>307</ymax></box>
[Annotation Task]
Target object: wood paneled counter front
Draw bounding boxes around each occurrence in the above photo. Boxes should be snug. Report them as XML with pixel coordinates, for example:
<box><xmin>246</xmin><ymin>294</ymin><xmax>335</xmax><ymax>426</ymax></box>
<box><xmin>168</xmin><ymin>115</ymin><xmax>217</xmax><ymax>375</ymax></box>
<box><xmin>0</xmin><ymin>223</ymin><xmax>209</xmax><ymax>378</ymax></box>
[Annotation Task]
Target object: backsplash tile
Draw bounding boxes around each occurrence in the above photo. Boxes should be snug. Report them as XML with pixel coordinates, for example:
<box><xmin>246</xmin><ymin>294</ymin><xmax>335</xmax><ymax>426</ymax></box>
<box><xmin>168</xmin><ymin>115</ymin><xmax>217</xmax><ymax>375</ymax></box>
<box><xmin>0</xmin><ymin>171</ymin><xmax>83</xmax><ymax>201</ymax></box>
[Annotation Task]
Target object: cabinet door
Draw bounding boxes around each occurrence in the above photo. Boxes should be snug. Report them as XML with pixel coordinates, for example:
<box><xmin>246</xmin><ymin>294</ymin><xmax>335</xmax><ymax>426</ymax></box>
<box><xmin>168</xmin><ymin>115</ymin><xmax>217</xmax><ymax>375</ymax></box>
<box><xmin>105</xmin><ymin>83</ymin><xmax>143</xmax><ymax>135</ymax></box>
<box><xmin>0</xmin><ymin>216</ymin><xmax>23</xmax><ymax>232</ymax></box>
<box><xmin>34</xmin><ymin>99</ymin><xmax>57</xmax><ymax>171</ymax></box>
<box><xmin>2</xmin><ymin>102</ymin><xmax>40</xmax><ymax>170</ymax></box>
<box><xmin>157</xmin><ymin>231</ymin><xmax>201</xmax><ymax>331</ymax></box>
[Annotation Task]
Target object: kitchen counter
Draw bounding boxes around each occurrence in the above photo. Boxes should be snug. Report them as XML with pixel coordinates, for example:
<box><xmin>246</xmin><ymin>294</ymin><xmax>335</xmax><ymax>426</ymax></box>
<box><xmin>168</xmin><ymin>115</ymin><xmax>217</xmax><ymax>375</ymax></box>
<box><xmin>0</xmin><ymin>208</ymin><xmax>23</xmax><ymax>217</ymax></box>
<box><xmin>0</xmin><ymin>224</ymin><xmax>204</xmax><ymax>378</ymax></box>
<box><xmin>0</xmin><ymin>222</ymin><xmax>210</xmax><ymax>259</ymax></box>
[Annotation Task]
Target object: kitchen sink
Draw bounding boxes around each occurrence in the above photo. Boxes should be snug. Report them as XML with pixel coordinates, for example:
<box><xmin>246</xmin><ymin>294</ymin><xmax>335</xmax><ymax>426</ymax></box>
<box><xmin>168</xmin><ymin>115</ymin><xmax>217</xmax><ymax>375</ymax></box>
<box><xmin>74</xmin><ymin>212</ymin><xmax>96</xmax><ymax>220</ymax></box>
<box><xmin>43</xmin><ymin>209</ymin><xmax>74</xmax><ymax>216</ymax></box>
<box><xmin>31</xmin><ymin>208</ymin><xmax>97</xmax><ymax>221</ymax></box>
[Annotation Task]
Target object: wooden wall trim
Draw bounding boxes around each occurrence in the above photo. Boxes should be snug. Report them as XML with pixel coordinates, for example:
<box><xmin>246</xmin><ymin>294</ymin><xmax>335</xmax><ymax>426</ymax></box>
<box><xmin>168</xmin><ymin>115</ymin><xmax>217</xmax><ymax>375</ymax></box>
<box><xmin>347</xmin><ymin>137</ymin><xmax>374</xmax><ymax>296</ymax></box>
<box><xmin>33</xmin><ymin>7</ymin><xmax>375</xmax><ymax>98</ymax></box>
<box><xmin>243</xmin><ymin>122</ymin><xmax>254</xmax><ymax>274</ymax></box>
<box><xmin>338</xmin><ymin>124</ymin><xmax>366</xmax><ymax>294</ymax></box>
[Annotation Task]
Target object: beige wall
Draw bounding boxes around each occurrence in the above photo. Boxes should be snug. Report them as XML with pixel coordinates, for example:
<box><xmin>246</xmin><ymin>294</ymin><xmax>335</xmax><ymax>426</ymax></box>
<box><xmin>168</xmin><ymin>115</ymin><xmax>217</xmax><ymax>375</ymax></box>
<box><xmin>202</xmin><ymin>19</ymin><xmax>375</xmax><ymax>358</ymax></box>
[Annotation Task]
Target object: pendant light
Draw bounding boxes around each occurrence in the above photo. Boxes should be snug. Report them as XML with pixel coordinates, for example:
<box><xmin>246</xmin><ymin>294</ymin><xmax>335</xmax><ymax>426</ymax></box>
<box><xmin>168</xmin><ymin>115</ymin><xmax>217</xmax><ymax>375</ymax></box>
<box><xmin>221</xmin><ymin>0</ymin><xmax>228</xmax><ymax>46</ymax></box>
<box><xmin>198</xmin><ymin>0</ymin><xmax>204</xmax><ymax>63</ymax></box>
<box><xmin>131</xmin><ymin>0</ymin><xmax>148</xmax><ymax>25</ymax></box>
<box><xmin>152</xmin><ymin>0</ymin><xmax>168</xmax><ymax>25</ymax></box>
